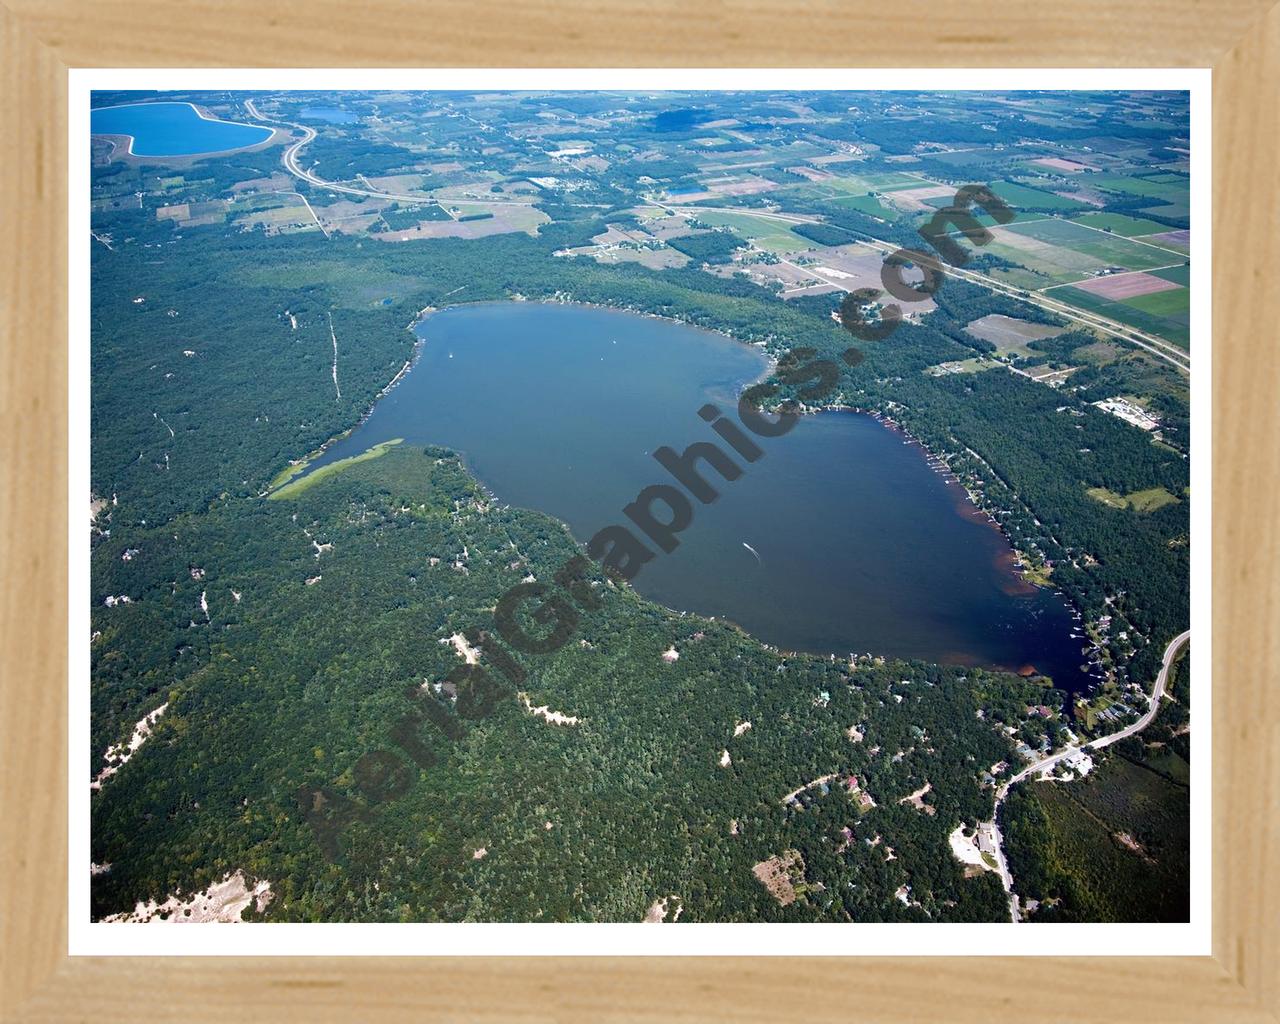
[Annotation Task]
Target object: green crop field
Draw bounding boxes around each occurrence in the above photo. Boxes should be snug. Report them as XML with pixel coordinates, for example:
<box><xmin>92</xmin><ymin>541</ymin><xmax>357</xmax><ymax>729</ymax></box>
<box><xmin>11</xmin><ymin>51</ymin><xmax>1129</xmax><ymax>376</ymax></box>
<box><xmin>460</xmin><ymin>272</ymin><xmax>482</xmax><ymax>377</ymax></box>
<box><xmin>1053</xmin><ymin>285</ymin><xmax>1190</xmax><ymax>348</ymax></box>
<box><xmin>1151</xmin><ymin>264</ymin><xmax>1191</xmax><ymax>286</ymax></box>
<box><xmin>1081</xmin><ymin>173</ymin><xmax>1189</xmax><ymax>202</ymax></box>
<box><xmin>692</xmin><ymin>210</ymin><xmax>811</xmax><ymax>253</ymax></box>
<box><xmin>828</xmin><ymin>192</ymin><xmax>896</xmax><ymax>218</ymax></box>
<box><xmin>1139</xmin><ymin>202</ymin><xmax>1190</xmax><ymax>223</ymax></box>
<box><xmin>1003</xmin><ymin>219</ymin><xmax>1178</xmax><ymax>270</ymax></box>
<box><xmin>1121</xmin><ymin>288</ymin><xmax>1190</xmax><ymax>318</ymax></box>
<box><xmin>1071</xmin><ymin>212</ymin><xmax>1172</xmax><ymax>237</ymax></box>
<box><xmin>988</xmin><ymin>180</ymin><xmax>1090</xmax><ymax>213</ymax></box>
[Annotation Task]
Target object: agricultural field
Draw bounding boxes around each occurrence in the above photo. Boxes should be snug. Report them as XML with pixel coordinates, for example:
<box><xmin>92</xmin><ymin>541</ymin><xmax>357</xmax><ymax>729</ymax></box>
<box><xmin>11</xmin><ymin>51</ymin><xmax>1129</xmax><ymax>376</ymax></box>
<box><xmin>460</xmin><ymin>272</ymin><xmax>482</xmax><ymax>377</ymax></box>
<box><xmin>1141</xmin><ymin>229</ymin><xmax>1191</xmax><ymax>254</ymax></box>
<box><xmin>1051</xmin><ymin>277</ymin><xmax>1190</xmax><ymax>349</ymax></box>
<box><xmin>975</xmin><ymin>216</ymin><xmax>1186</xmax><ymax>293</ymax></box>
<box><xmin>1080</xmin><ymin>172</ymin><xmax>1189</xmax><ymax>202</ymax></box>
<box><xmin>690</xmin><ymin>210</ymin><xmax>812</xmax><ymax>254</ymax></box>
<box><xmin>827</xmin><ymin>192</ymin><xmax>896</xmax><ymax>219</ymax></box>
<box><xmin>1071</xmin><ymin>212</ymin><xmax>1173</xmax><ymax>237</ymax></box>
<box><xmin>924</xmin><ymin>180</ymin><xmax>1090</xmax><ymax>216</ymax></box>
<box><xmin>1005</xmin><ymin>219</ymin><xmax>1183</xmax><ymax>268</ymax></box>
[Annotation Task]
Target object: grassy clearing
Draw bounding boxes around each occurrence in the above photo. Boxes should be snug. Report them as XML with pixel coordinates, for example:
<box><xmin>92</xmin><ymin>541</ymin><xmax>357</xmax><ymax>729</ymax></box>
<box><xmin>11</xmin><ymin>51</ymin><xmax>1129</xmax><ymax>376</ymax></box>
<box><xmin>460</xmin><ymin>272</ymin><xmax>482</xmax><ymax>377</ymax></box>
<box><xmin>268</xmin><ymin>439</ymin><xmax>404</xmax><ymax>500</ymax></box>
<box><xmin>923</xmin><ymin>357</ymin><xmax>996</xmax><ymax>376</ymax></box>
<box><xmin>233</xmin><ymin>262</ymin><xmax>425</xmax><ymax>309</ymax></box>
<box><xmin>1126</xmin><ymin>487</ymin><xmax>1179</xmax><ymax>512</ymax></box>
<box><xmin>1086</xmin><ymin>485</ymin><xmax>1178</xmax><ymax>513</ymax></box>
<box><xmin>1086</xmin><ymin>486</ymin><xmax>1128</xmax><ymax>509</ymax></box>
<box><xmin>268</xmin><ymin>461</ymin><xmax>308</xmax><ymax>491</ymax></box>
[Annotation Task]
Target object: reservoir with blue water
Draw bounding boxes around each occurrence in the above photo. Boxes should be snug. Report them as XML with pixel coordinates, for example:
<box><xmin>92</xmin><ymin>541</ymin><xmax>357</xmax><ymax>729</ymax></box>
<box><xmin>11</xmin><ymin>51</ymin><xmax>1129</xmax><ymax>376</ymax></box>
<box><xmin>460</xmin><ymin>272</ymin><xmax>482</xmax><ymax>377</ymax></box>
<box><xmin>300</xmin><ymin>302</ymin><xmax>1091</xmax><ymax>694</ymax></box>
<box><xmin>90</xmin><ymin>101</ymin><xmax>274</xmax><ymax>157</ymax></box>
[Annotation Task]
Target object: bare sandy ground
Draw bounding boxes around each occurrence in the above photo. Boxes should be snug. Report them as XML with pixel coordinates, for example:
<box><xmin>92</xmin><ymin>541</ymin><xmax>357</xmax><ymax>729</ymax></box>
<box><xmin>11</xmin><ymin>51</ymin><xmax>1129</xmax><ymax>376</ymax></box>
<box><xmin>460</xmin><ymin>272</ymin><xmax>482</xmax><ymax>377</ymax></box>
<box><xmin>442</xmin><ymin>633</ymin><xmax>480</xmax><ymax>665</ymax></box>
<box><xmin>948</xmin><ymin>824</ymin><xmax>992</xmax><ymax>872</ymax></box>
<box><xmin>899</xmin><ymin>782</ymin><xmax>936</xmax><ymax>814</ymax></box>
<box><xmin>92</xmin><ymin>703</ymin><xmax>169</xmax><ymax>790</ymax></box>
<box><xmin>518</xmin><ymin>692</ymin><xmax>581</xmax><ymax>726</ymax></box>
<box><xmin>102</xmin><ymin>871</ymin><xmax>272</xmax><ymax>923</ymax></box>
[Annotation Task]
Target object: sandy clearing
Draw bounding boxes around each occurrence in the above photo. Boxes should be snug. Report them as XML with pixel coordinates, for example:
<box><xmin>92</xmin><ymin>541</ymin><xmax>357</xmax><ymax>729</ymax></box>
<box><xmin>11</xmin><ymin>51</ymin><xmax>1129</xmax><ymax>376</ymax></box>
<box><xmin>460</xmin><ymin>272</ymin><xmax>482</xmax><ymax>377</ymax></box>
<box><xmin>92</xmin><ymin>702</ymin><xmax>168</xmax><ymax>790</ymax></box>
<box><xmin>752</xmin><ymin>851</ymin><xmax>804</xmax><ymax>906</ymax></box>
<box><xmin>518</xmin><ymin>692</ymin><xmax>581</xmax><ymax>726</ymax></box>
<box><xmin>101</xmin><ymin>871</ymin><xmax>272</xmax><ymax>923</ymax></box>
<box><xmin>899</xmin><ymin>781</ymin><xmax>936</xmax><ymax>814</ymax></box>
<box><xmin>327</xmin><ymin>312</ymin><xmax>342</xmax><ymax>400</ymax></box>
<box><xmin>733</xmin><ymin>721</ymin><xmax>752</xmax><ymax>737</ymax></box>
<box><xmin>948</xmin><ymin>825</ymin><xmax>991</xmax><ymax>870</ymax></box>
<box><xmin>441</xmin><ymin>633</ymin><xmax>480</xmax><ymax>665</ymax></box>
<box><xmin>642</xmin><ymin>895</ymin><xmax>683</xmax><ymax>923</ymax></box>
<box><xmin>781</xmin><ymin>773</ymin><xmax>838</xmax><ymax>804</ymax></box>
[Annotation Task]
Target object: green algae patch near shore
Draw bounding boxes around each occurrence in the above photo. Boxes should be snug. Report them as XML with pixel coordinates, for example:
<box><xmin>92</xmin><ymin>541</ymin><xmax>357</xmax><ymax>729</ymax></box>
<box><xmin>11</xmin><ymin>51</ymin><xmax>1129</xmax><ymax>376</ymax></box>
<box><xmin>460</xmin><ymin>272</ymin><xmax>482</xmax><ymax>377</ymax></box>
<box><xmin>268</xmin><ymin>439</ymin><xmax>404</xmax><ymax>500</ymax></box>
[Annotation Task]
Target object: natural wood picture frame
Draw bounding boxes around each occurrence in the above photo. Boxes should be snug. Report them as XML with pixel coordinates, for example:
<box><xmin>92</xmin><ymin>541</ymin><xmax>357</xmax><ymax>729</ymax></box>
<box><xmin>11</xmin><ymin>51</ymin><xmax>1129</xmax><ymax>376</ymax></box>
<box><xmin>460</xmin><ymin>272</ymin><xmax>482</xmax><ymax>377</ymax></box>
<box><xmin>1</xmin><ymin>2</ymin><xmax>1276</xmax><ymax>1019</ymax></box>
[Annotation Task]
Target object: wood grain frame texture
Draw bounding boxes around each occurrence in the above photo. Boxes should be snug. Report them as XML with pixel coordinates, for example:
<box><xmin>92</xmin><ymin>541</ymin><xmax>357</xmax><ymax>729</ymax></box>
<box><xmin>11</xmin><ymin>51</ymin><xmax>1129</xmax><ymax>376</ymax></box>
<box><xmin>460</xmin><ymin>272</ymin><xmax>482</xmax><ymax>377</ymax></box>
<box><xmin>1</xmin><ymin>2</ymin><xmax>1276</xmax><ymax>1020</ymax></box>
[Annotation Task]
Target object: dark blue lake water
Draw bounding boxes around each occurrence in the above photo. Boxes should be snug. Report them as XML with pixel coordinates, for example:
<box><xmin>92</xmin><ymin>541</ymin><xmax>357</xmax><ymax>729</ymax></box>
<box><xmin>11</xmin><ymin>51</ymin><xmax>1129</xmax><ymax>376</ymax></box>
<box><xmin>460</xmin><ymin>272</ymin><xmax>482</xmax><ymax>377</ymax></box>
<box><xmin>304</xmin><ymin>302</ymin><xmax>1091</xmax><ymax>693</ymax></box>
<box><xmin>90</xmin><ymin>102</ymin><xmax>273</xmax><ymax>157</ymax></box>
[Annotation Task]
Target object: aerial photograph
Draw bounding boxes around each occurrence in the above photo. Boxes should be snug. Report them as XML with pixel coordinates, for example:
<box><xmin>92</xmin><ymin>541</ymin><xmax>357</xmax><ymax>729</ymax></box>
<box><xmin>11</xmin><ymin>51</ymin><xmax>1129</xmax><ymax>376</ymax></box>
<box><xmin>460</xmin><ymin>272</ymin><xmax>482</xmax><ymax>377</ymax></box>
<box><xmin>87</xmin><ymin>88</ymin><xmax>1192</xmax><ymax>926</ymax></box>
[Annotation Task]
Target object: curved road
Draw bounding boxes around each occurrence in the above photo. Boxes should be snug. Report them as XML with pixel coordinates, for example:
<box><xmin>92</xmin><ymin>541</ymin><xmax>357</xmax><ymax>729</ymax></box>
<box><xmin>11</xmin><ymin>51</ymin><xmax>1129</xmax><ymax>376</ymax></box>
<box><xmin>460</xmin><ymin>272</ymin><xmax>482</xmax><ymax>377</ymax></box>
<box><xmin>989</xmin><ymin>628</ymin><xmax>1191</xmax><ymax>920</ymax></box>
<box><xmin>244</xmin><ymin>99</ymin><xmax>541</xmax><ymax>211</ymax></box>
<box><xmin>245</xmin><ymin>99</ymin><xmax>431</xmax><ymax>205</ymax></box>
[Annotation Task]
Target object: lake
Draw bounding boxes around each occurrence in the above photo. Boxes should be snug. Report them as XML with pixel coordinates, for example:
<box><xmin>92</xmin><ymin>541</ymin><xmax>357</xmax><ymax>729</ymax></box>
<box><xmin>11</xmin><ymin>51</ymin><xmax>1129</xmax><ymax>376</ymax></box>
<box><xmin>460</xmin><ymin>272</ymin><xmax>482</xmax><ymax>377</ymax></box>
<box><xmin>90</xmin><ymin>102</ymin><xmax>274</xmax><ymax>157</ymax></box>
<box><xmin>304</xmin><ymin>302</ymin><xmax>1092</xmax><ymax>693</ymax></box>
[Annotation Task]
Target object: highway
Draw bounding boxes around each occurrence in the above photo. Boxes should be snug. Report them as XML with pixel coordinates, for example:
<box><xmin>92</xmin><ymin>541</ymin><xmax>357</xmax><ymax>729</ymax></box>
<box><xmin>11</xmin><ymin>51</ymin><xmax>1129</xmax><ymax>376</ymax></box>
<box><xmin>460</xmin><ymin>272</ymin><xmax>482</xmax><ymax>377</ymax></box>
<box><xmin>662</xmin><ymin>202</ymin><xmax>1190</xmax><ymax>373</ymax></box>
<box><xmin>244</xmin><ymin>99</ymin><xmax>539</xmax><ymax>212</ymax></box>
